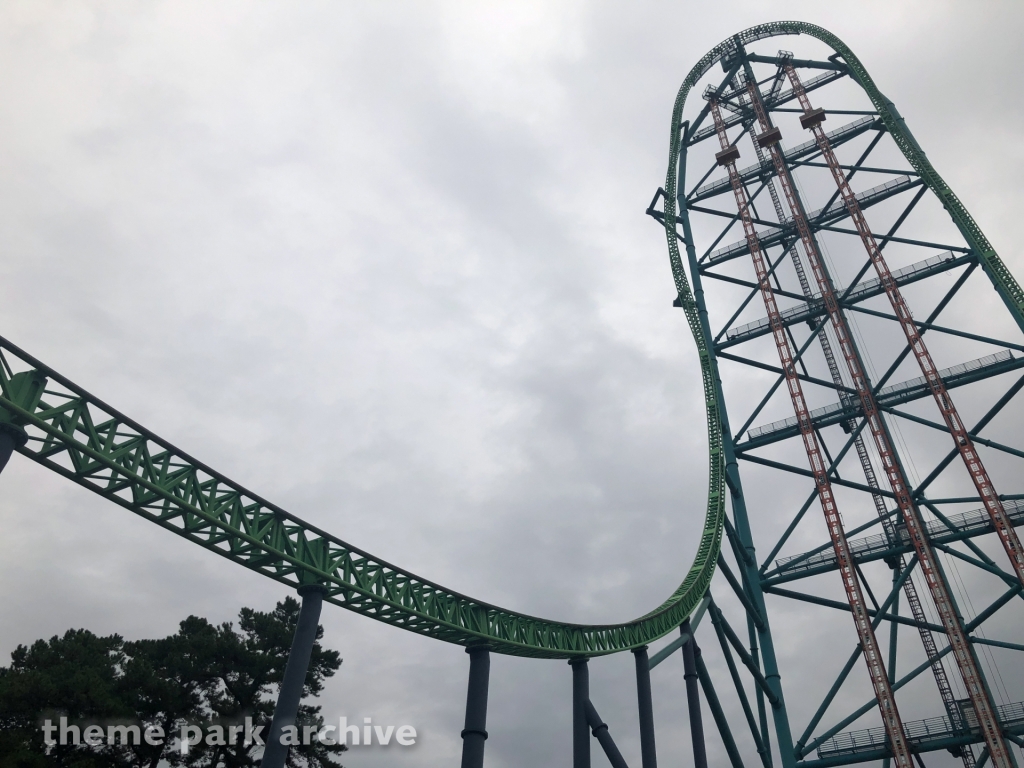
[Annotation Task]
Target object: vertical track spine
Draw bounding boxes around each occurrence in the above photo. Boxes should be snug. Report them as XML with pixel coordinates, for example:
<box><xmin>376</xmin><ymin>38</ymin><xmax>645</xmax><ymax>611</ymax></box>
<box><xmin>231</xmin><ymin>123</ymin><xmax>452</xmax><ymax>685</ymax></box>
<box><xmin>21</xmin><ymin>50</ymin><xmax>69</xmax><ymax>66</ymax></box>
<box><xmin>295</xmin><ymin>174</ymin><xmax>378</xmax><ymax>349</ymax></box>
<box><xmin>709</xmin><ymin>99</ymin><xmax>913</xmax><ymax>768</ymax></box>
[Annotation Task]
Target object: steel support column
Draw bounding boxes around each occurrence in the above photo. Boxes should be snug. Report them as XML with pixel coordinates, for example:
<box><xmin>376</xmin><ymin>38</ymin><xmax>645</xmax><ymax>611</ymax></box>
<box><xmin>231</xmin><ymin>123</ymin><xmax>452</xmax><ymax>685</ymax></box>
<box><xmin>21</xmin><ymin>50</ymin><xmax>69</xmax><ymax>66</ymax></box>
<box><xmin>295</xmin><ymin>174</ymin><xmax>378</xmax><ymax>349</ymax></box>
<box><xmin>572</xmin><ymin>658</ymin><xmax>591</xmax><ymax>768</ymax></box>
<box><xmin>260</xmin><ymin>584</ymin><xmax>327</xmax><ymax>768</ymax></box>
<box><xmin>585</xmin><ymin>699</ymin><xmax>631</xmax><ymax>768</ymax></box>
<box><xmin>633</xmin><ymin>646</ymin><xmax>658</xmax><ymax>768</ymax></box>
<box><xmin>460</xmin><ymin>645</ymin><xmax>491</xmax><ymax>768</ymax></box>
<box><xmin>682</xmin><ymin>620</ymin><xmax>709</xmax><ymax>768</ymax></box>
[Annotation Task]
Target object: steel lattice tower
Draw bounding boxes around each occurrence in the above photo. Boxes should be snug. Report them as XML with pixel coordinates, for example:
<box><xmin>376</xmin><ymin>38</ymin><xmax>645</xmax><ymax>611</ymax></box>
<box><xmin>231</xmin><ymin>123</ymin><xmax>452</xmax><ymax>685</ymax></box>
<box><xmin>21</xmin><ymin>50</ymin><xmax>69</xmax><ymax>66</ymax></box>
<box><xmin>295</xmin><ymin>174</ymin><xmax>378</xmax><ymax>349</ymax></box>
<box><xmin>652</xmin><ymin>22</ymin><xmax>1024</xmax><ymax>768</ymax></box>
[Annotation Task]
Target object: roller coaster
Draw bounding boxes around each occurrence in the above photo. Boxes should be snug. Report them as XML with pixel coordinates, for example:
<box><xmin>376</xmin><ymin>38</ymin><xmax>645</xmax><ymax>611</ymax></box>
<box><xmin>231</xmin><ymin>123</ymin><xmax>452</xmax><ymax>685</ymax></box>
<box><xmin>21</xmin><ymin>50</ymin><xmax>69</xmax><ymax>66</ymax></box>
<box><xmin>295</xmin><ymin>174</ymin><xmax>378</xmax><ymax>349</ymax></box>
<box><xmin>2</xmin><ymin>20</ymin><xmax>1022</xmax><ymax>768</ymax></box>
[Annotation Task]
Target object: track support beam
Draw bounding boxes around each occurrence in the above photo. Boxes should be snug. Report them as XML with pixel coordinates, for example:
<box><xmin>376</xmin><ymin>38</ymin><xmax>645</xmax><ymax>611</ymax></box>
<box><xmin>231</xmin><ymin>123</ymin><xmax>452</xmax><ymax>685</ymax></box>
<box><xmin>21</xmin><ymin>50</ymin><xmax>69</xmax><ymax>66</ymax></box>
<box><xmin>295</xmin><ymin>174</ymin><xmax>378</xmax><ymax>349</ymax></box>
<box><xmin>633</xmin><ymin>646</ymin><xmax>658</xmax><ymax>768</ymax></box>
<box><xmin>571</xmin><ymin>658</ymin><xmax>591</xmax><ymax>768</ymax></box>
<box><xmin>675</xmin><ymin>133</ymin><xmax>798</xmax><ymax>768</ymax></box>
<box><xmin>260</xmin><ymin>584</ymin><xmax>327</xmax><ymax>768</ymax></box>
<box><xmin>461</xmin><ymin>645</ymin><xmax>491</xmax><ymax>768</ymax></box>
<box><xmin>585</xmin><ymin>699</ymin><xmax>630</xmax><ymax>768</ymax></box>
<box><xmin>682</xmin><ymin>620</ymin><xmax>709</xmax><ymax>768</ymax></box>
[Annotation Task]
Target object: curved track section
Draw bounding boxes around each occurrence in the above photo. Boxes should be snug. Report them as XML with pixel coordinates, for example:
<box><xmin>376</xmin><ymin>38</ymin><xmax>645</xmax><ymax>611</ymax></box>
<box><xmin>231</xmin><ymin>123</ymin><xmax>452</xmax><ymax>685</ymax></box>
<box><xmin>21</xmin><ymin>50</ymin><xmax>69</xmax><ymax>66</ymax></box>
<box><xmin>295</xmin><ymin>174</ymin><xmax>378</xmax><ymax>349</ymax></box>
<box><xmin>662</xmin><ymin>21</ymin><xmax>1024</xmax><ymax>332</ymax></box>
<box><xmin>0</xmin><ymin>247</ymin><xmax>724</xmax><ymax>657</ymax></box>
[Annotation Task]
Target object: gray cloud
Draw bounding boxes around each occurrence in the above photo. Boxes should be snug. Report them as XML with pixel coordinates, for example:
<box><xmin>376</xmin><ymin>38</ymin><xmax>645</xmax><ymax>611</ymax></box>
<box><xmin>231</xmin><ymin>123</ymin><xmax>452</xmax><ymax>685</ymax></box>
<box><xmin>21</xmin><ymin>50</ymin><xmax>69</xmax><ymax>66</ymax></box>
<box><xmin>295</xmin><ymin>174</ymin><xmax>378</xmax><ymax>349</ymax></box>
<box><xmin>2</xmin><ymin>2</ymin><xmax>1023</xmax><ymax>767</ymax></box>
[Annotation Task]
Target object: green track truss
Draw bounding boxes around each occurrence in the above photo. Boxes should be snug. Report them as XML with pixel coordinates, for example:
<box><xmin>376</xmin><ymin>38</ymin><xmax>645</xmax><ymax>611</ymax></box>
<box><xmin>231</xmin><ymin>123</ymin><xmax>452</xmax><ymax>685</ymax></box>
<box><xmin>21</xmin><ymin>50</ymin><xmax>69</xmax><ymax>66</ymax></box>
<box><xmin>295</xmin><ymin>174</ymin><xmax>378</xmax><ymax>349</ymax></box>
<box><xmin>0</xmin><ymin>323</ymin><xmax>721</xmax><ymax>659</ymax></box>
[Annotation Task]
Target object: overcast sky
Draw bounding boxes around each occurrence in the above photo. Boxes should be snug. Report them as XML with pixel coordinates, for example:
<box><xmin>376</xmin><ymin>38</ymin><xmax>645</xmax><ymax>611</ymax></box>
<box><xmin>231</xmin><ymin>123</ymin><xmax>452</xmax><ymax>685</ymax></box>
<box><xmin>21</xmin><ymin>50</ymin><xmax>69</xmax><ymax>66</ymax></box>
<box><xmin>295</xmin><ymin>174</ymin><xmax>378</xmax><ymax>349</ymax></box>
<box><xmin>2</xmin><ymin>2</ymin><xmax>1024</xmax><ymax>767</ymax></box>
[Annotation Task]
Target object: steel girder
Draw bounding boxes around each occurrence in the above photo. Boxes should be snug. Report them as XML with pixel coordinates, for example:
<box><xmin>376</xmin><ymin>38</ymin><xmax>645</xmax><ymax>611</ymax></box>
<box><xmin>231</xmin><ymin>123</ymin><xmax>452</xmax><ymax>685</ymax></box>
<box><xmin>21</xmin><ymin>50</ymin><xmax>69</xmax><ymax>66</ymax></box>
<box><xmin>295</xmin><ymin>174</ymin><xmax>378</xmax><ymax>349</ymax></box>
<box><xmin>0</xmin><ymin>331</ymin><xmax>721</xmax><ymax>659</ymax></box>
<box><xmin>659</xmin><ymin>21</ymin><xmax>1024</xmax><ymax>768</ymax></box>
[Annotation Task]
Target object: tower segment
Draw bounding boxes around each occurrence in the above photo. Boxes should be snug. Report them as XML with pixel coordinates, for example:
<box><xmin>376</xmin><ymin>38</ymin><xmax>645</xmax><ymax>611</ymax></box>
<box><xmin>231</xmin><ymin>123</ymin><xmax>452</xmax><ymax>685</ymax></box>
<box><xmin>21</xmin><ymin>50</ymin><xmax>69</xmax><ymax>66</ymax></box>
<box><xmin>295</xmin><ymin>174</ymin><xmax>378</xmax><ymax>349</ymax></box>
<box><xmin>781</xmin><ymin>61</ymin><xmax>1018</xmax><ymax>768</ymax></box>
<box><xmin>741</xmin><ymin>67</ymin><xmax>1006</xmax><ymax>768</ymax></box>
<box><xmin>660</xmin><ymin>23</ymin><xmax>1024</xmax><ymax>768</ymax></box>
<box><xmin>733</xmin><ymin>65</ymin><xmax>977</xmax><ymax>768</ymax></box>
<box><xmin>709</xmin><ymin>98</ymin><xmax>914</xmax><ymax>768</ymax></box>
<box><xmin>783</xmin><ymin>61</ymin><xmax>1024</xmax><ymax>590</ymax></box>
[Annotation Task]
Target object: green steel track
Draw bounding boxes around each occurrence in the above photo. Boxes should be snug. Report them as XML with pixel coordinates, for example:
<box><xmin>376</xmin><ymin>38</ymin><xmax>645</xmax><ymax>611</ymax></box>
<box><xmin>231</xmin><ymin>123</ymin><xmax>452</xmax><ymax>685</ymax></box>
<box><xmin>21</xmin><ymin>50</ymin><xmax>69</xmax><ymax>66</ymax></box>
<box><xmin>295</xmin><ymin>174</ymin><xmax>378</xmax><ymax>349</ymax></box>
<box><xmin>4</xmin><ymin>21</ymin><xmax>1018</xmax><ymax>662</ymax></box>
<box><xmin>0</xmin><ymin>331</ymin><xmax>721</xmax><ymax>661</ymax></box>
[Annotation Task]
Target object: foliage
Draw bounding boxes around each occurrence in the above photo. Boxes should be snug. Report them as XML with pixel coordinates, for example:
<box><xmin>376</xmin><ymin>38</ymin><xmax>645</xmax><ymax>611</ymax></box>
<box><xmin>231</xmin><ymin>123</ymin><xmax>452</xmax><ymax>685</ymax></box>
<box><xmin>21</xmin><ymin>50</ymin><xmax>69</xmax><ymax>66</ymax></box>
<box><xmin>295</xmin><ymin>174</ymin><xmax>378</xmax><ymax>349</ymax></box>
<box><xmin>0</xmin><ymin>598</ymin><xmax>345</xmax><ymax>768</ymax></box>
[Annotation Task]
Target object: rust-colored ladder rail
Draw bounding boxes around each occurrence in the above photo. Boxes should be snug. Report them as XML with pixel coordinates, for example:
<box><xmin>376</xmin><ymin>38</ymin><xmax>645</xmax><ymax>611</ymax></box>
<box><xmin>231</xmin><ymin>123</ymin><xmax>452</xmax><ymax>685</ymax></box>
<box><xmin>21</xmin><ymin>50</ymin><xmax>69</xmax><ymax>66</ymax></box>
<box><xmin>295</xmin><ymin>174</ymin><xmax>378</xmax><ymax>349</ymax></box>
<box><xmin>709</xmin><ymin>98</ymin><xmax>914</xmax><ymax>768</ymax></box>
<box><xmin>783</xmin><ymin>61</ymin><xmax>1016</xmax><ymax>768</ymax></box>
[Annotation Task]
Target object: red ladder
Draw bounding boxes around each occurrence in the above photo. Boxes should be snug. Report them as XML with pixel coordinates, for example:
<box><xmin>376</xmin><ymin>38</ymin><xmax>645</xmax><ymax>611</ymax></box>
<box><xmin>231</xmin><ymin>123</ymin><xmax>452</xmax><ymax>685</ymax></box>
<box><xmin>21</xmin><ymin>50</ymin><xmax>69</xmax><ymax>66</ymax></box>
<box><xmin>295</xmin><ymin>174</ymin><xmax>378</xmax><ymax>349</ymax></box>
<box><xmin>738</xmin><ymin>74</ymin><xmax>978</xmax><ymax>768</ymax></box>
<box><xmin>781</xmin><ymin>63</ymin><xmax>1016</xmax><ymax>768</ymax></box>
<box><xmin>709</xmin><ymin>99</ymin><xmax>914</xmax><ymax>768</ymax></box>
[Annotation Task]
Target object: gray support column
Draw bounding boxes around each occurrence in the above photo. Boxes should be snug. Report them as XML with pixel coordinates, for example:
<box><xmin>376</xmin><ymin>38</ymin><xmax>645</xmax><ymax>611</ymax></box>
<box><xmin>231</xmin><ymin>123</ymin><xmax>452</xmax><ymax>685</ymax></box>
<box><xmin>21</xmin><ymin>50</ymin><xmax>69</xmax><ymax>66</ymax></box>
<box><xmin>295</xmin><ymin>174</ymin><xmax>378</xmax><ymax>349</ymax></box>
<box><xmin>632</xmin><ymin>646</ymin><xmax>658</xmax><ymax>768</ymax></box>
<box><xmin>681</xmin><ymin>621</ymin><xmax>708</xmax><ymax>768</ymax></box>
<box><xmin>584</xmin><ymin>699</ymin><xmax>630</xmax><ymax>768</ymax></box>
<box><xmin>261</xmin><ymin>584</ymin><xmax>327</xmax><ymax>768</ymax></box>
<box><xmin>460</xmin><ymin>645</ymin><xmax>491</xmax><ymax>768</ymax></box>
<box><xmin>571</xmin><ymin>658</ymin><xmax>591</xmax><ymax>768</ymax></box>
<box><xmin>0</xmin><ymin>429</ymin><xmax>16</xmax><ymax>476</ymax></box>
<box><xmin>696</xmin><ymin>648</ymin><xmax>745</xmax><ymax>768</ymax></box>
